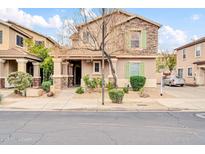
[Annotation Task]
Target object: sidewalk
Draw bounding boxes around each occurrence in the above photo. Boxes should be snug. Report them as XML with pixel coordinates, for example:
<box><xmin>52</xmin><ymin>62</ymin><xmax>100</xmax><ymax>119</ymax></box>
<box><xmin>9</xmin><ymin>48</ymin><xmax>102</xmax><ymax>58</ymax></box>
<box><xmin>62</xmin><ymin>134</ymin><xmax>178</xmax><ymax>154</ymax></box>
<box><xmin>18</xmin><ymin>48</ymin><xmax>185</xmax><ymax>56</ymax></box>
<box><xmin>1</xmin><ymin>88</ymin><xmax>205</xmax><ymax>111</ymax></box>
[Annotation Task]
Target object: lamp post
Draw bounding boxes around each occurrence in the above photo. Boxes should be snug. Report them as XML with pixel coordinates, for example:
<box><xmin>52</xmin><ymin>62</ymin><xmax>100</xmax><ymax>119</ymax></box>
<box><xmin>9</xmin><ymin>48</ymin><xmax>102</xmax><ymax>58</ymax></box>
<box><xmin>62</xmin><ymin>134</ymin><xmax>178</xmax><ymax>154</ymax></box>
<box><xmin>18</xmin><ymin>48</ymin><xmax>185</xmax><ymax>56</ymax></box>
<box><xmin>101</xmin><ymin>8</ymin><xmax>105</xmax><ymax>105</ymax></box>
<box><xmin>159</xmin><ymin>68</ymin><xmax>165</xmax><ymax>96</ymax></box>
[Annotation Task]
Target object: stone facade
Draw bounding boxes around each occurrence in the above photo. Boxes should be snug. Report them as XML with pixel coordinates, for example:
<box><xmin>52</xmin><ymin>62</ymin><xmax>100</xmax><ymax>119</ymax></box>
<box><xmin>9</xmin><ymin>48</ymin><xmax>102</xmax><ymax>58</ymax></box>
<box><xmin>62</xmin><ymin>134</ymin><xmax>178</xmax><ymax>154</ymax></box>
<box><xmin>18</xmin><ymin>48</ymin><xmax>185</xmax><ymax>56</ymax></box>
<box><xmin>32</xmin><ymin>77</ymin><xmax>41</xmax><ymax>88</ymax></box>
<box><xmin>0</xmin><ymin>78</ymin><xmax>5</xmax><ymax>88</ymax></box>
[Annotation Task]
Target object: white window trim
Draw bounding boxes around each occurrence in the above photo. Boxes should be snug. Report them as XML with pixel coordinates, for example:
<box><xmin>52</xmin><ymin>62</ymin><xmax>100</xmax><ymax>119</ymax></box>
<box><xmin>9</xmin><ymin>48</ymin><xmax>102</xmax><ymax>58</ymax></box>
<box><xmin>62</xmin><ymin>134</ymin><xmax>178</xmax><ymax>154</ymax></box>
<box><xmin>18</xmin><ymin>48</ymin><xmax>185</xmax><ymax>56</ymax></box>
<box><xmin>93</xmin><ymin>61</ymin><xmax>101</xmax><ymax>74</ymax></box>
<box><xmin>195</xmin><ymin>44</ymin><xmax>201</xmax><ymax>57</ymax></box>
<box><xmin>15</xmin><ymin>34</ymin><xmax>24</xmax><ymax>48</ymax></box>
<box><xmin>187</xmin><ymin>67</ymin><xmax>193</xmax><ymax>77</ymax></box>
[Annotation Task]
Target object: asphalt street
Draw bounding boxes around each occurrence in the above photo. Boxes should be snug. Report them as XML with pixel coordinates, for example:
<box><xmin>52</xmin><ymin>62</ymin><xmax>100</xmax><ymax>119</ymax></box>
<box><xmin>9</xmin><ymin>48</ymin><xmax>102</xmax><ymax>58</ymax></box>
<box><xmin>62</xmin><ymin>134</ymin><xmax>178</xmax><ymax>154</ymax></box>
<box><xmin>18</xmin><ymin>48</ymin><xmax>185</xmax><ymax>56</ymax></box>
<box><xmin>0</xmin><ymin>111</ymin><xmax>205</xmax><ymax>144</ymax></box>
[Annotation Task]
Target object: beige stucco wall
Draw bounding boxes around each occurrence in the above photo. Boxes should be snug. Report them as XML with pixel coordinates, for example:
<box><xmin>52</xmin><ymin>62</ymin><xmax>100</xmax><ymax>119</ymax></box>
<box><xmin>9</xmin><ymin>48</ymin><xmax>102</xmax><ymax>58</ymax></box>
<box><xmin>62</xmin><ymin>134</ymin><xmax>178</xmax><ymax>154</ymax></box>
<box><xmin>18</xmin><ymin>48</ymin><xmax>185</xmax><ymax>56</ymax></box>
<box><xmin>81</xmin><ymin>60</ymin><xmax>110</xmax><ymax>78</ymax></box>
<box><xmin>4</xmin><ymin>60</ymin><xmax>17</xmax><ymax>87</ymax></box>
<box><xmin>0</xmin><ymin>24</ymin><xmax>10</xmax><ymax>50</ymax></box>
<box><xmin>9</xmin><ymin>28</ymin><xmax>28</xmax><ymax>50</ymax></box>
<box><xmin>80</xmin><ymin>58</ymin><xmax>156</xmax><ymax>87</ymax></box>
<box><xmin>116</xmin><ymin>58</ymin><xmax>156</xmax><ymax>87</ymax></box>
<box><xmin>14</xmin><ymin>25</ymin><xmax>55</xmax><ymax>49</ymax></box>
<box><xmin>176</xmin><ymin>42</ymin><xmax>205</xmax><ymax>85</ymax></box>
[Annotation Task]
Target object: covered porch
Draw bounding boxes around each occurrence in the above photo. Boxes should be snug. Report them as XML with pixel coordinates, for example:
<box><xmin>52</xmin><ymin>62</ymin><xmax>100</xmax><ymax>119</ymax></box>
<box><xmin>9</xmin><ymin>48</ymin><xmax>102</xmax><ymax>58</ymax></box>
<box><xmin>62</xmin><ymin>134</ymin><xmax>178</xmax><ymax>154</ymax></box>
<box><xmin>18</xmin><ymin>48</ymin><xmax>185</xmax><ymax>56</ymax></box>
<box><xmin>52</xmin><ymin>56</ymin><xmax>117</xmax><ymax>89</ymax></box>
<box><xmin>0</xmin><ymin>48</ymin><xmax>42</xmax><ymax>88</ymax></box>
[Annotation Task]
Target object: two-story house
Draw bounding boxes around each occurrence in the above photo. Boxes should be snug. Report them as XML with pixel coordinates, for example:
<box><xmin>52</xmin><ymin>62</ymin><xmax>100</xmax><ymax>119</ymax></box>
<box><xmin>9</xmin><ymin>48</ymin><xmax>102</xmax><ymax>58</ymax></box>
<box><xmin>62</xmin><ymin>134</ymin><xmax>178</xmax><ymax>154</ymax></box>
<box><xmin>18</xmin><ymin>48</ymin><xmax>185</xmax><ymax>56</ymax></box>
<box><xmin>0</xmin><ymin>20</ymin><xmax>59</xmax><ymax>88</ymax></box>
<box><xmin>175</xmin><ymin>37</ymin><xmax>205</xmax><ymax>86</ymax></box>
<box><xmin>52</xmin><ymin>10</ymin><xmax>161</xmax><ymax>89</ymax></box>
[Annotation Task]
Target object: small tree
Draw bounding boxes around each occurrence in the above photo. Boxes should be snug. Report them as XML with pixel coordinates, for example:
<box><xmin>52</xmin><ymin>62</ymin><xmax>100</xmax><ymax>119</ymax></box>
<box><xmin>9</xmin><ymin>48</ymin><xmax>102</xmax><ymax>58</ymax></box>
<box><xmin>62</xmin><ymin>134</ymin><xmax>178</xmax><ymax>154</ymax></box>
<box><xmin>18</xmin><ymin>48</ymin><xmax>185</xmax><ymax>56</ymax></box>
<box><xmin>156</xmin><ymin>52</ymin><xmax>176</xmax><ymax>73</ymax></box>
<box><xmin>7</xmin><ymin>71</ymin><xmax>33</xmax><ymax>96</ymax></box>
<box><xmin>25</xmin><ymin>39</ymin><xmax>53</xmax><ymax>81</ymax></box>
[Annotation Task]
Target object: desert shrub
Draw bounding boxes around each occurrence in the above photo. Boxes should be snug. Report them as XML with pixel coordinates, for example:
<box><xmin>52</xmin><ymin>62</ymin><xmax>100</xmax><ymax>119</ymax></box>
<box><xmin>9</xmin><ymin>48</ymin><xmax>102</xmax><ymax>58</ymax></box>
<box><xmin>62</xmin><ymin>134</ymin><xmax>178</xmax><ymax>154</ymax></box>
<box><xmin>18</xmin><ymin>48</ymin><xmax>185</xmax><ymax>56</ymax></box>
<box><xmin>123</xmin><ymin>86</ymin><xmax>129</xmax><ymax>94</ymax></box>
<box><xmin>130</xmin><ymin>76</ymin><xmax>146</xmax><ymax>91</ymax></box>
<box><xmin>95</xmin><ymin>78</ymin><xmax>102</xmax><ymax>88</ymax></box>
<box><xmin>42</xmin><ymin>81</ymin><xmax>52</xmax><ymax>92</ymax></box>
<box><xmin>108</xmin><ymin>89</ymin><xmax>124</xmax><ymax>104</ymax></box>
<box><xmin>7</xmin><ymin>71</ymin><xmax>32</xmax><ymax>95</ymax></box>
<box><xmin>83</xmin><ymin>75</ymin><xmax>99</xmax><ymax>90</ymax></box>
<box><xmin>75</xmin><ymin>87</ymin><xmax>84</xmax><ymax>94</ymax></box>
<box><xmin>106</xmin><ymin>81</ymin><xmax>115</xmax><ymax>91</ymax></box>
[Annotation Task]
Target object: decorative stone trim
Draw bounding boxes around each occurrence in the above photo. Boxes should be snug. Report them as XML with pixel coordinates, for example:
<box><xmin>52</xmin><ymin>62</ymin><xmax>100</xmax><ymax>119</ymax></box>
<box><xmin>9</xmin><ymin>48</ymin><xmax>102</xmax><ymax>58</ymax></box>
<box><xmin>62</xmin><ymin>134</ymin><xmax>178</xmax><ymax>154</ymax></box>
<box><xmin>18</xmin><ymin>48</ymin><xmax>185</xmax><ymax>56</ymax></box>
<box><xmin>0</xmin><ymin>78</ymin><xmax>5</xmax><ymax>89</ymax></box>
<box><xmin>68</xmin><ymin>77</ymin><xmax>73</xmax><ymax>87</ymax></box>
<box><xmin>32</xmin><ymin>77</ymin><xmax>41</xmax><ymax>88</ymax></box>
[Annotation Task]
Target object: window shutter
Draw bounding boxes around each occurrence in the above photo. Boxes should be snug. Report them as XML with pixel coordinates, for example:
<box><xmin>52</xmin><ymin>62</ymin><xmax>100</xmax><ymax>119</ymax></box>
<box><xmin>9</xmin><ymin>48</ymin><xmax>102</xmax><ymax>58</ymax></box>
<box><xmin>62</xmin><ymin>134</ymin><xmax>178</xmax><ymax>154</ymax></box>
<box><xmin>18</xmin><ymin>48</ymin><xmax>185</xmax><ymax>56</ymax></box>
<box><xmin>140</xmin><ymin>30</ymin><xmax>147</xmax><ymax>49</ymax></box>
<box><xmin>125</xmin><ymin>62</ymin><xmax>130</xmax><ymax>79</ymax></box>
<box><xmin>139</xmin><ymin>62</ymin><xmax>144</xmax><ymax>76</ymax></box>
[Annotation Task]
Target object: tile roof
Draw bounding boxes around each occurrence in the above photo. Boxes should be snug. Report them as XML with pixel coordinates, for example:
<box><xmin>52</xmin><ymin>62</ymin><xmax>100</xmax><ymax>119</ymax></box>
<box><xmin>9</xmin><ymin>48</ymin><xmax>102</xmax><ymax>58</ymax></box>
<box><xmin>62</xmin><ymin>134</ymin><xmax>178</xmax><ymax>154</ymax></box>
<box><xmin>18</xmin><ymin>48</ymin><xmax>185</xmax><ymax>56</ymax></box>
<box><xmin>0</xmin><ymin>48</ymin><xmax>41</xmax><ymax>61</ymax></box>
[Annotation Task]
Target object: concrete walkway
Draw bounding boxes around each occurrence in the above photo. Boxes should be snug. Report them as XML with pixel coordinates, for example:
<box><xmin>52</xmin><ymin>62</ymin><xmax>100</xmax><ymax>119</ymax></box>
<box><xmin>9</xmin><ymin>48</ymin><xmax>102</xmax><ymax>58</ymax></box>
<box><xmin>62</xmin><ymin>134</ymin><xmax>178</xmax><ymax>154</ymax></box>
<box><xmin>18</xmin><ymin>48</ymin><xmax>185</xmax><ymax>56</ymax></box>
<box><xmin>1</xmin><ymin>87</ymin><xmax>205</xmax><ymax>111</ymax></box>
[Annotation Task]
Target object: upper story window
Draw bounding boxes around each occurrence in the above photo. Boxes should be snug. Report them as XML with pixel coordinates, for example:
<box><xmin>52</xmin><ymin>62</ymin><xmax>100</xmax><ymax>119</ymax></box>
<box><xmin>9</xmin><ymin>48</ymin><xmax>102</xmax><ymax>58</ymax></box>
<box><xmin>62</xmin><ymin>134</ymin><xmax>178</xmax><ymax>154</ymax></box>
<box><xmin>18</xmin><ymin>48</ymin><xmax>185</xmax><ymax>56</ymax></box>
<box><xmin>83</xmin><ymin>31</ymin><xmax>91</xmax><ymax>43</ymax></box>
<box><xmin>93</xmin><ymin>61</ymin><xmax>101</xmax><ymax>74</ymax></box>
<box><xmin>131</xmin><ymin>31</ymin><xmax>140</xmax><ymax>48</ymax></box>
<box><xmin>0</xmin><ymin>31</ymin><xmax>2</xmax><ymax>44</ymax></box>
<box><xmin>16</xmin><ymin>35</ymin><xmax>24</xmax><ymax>47</ymax></box>
<box><xmin>195</xmin><ymin>44</ymin><xmax>201</xmax><ymax>57</ymax></box>
<box><xmin>182</xmin><ymin>49</ymin><xmax>186</xmax><ymax>59</ymax></box>
<box><xmin>35</xmin><ymin>41</ymin><xmax>44</xmax><ymax>46</ymax></box>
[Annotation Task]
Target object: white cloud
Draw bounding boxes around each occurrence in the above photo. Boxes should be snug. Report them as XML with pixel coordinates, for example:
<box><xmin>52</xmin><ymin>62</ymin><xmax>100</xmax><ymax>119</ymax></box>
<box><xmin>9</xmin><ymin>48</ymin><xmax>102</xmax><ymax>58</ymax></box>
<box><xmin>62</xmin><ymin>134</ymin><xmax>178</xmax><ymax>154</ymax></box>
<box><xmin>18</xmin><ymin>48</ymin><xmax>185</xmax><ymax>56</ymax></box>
<box><xmin>192</xmin><ymin>35</ymin><xmax>198</xmax><ymax>41</ymax></box>
<box><xmin>191</xmin><ymin>14</ymin><xmax>201</xmax><ymax>21</ymax></box>
<box><xmin>159</xmin><ymin>25</ymin><xmax>188</xmax><ymax>51</ymax></box>
<box><xmin>0</xmin><ymin>8</ymin><xmax>62</xmax><ymax>29</ymax></box>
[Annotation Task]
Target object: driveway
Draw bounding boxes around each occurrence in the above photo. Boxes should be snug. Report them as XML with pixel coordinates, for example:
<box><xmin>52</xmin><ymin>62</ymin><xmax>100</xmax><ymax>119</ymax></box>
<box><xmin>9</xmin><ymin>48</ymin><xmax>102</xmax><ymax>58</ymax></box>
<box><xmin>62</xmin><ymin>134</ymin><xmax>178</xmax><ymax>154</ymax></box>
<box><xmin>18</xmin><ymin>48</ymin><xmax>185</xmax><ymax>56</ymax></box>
<box><xmin>157</xmin><ymin>86</ymin><xmax>205</xmax><ymax>111</ymax></box>
<box><xmin>163</xmin><ymin>86</ymin><xmax>205</xmax><ymax>99</ymax></box>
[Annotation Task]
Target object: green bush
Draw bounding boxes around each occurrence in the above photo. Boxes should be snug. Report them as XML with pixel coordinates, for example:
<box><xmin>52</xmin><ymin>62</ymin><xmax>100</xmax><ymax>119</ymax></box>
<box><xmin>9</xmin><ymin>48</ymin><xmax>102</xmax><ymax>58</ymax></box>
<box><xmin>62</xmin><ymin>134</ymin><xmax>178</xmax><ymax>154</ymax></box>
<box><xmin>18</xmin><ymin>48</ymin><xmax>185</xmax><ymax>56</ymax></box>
<box><xmin>123</xmin><ymin>86</ymin><xmax>129</xmax><ymax>94</ymax></box>
<box><xmin>106</xmin><ymin>81</ymin><xmax>115</xmax><ymax>91</ymax></box>
<box><xmin>42</xmin><ymin>81</ymin><xmax>52</xmax><ymax>92</ymax></box>
<box><xmin>130</xmin><ymin>76</ymin><xmax>146</xmax><ymax>91</ymax></box>
<box><xmin>83</xmin><ymin>75</ymin><xmax>100</xmax><ymax>89</ymax></box>
<box><xmin>7</xmin><ymin>71</ymin><xmax>33</xmax><ymax>95</ymax></box>
<box><xmin>108</xmin><ymin>89</ymin><xmax>124</xmax><ymax>104</ymax></box>
<box><xmin>75</xmin><ymin>87</ymin><xmax>84</xmax><ymax>94</ymax></box>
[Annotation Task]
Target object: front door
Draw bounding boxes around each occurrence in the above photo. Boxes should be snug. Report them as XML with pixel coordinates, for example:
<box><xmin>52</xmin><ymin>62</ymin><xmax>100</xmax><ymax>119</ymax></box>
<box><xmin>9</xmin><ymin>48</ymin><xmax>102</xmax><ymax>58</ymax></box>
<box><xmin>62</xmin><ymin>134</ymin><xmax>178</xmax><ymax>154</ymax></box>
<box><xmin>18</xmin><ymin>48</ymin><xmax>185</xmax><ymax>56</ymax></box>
<box><xmin>71</xmin><ymin>60</ymin><xmax>81</xmax><ymax>86</ymax></box>
<box><xmin>75</xmin><ymin>66</ymin><xmax>81</xmax><ymax>86</ymax></box>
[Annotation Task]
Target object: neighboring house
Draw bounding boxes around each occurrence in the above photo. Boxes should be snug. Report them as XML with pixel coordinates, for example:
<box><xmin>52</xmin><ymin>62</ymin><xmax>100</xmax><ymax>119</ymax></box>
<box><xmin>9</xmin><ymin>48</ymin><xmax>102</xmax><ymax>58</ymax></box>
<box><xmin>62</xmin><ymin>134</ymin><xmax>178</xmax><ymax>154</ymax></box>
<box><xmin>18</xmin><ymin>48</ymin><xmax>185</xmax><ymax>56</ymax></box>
<box><xmin>175</xmin><ymin>37</ymin><xmax>205</xmax><ymax>86</ymax></box>
<box><xmin>52</xmin><ymin>10</ymin><xmax>161</xmax><ymax>89</ymax></box>
<box><xmin>0</xmin><ymin>20</ymin><xmax>59</xmax><ymax>88</ymax></box>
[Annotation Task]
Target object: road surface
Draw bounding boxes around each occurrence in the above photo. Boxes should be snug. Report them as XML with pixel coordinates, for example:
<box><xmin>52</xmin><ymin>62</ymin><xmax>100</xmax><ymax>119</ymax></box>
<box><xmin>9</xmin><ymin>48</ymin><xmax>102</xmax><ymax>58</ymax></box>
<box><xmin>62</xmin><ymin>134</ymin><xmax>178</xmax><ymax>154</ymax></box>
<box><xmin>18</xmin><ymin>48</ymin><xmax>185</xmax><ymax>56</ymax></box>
<box><xmin>0</xmin><ymin>111</ymin><xmax>205</xmax><ymax>144</ymax></box>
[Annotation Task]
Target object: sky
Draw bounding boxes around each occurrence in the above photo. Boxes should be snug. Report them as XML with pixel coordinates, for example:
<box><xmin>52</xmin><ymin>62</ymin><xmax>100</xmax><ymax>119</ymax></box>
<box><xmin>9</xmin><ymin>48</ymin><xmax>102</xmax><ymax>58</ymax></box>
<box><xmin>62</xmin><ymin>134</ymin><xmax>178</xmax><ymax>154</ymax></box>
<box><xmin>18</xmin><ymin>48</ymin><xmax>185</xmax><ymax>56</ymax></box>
<box><xmin>0</xmin><ymin>8</ymin><xmax>205</xmax><ymax>51</ymax></box>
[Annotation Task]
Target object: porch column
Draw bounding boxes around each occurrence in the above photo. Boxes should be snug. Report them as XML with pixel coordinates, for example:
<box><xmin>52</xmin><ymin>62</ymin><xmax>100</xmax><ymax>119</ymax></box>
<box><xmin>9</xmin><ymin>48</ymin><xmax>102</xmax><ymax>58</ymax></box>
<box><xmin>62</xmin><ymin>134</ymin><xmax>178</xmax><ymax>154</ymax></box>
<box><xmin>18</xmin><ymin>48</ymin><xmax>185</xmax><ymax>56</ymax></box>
<box><xmin>53</xmin><ymin>58</ymin><xmax>63</xmax><ymax>89</ymax></box>
<box><xmin>62</xmin><ymin>61</ymin><xmax>69</xmax><ymax>88</ymax></box>
<box><xmin>68</xmin><ymin>63</ymin><xmax>74</xmax><ymax>87</ymax></box>
<box><xmin>16</xmin><ymin>59</ymin><xmax>28</xmax><ymax>72</ymax></box>
<box><xmin>32</xmin><ymin>62</ymin><xmax>41</xmax><ymax>88</ymax></box>
<box><xmin>108</xmin><ymin>58</ymin><xmax>118</xmax><ymax>79</ymax></box>
<box><xmin>0</xmin><ymin>59</ymin><xmax>5</xmax><ymax>88</ymax></box>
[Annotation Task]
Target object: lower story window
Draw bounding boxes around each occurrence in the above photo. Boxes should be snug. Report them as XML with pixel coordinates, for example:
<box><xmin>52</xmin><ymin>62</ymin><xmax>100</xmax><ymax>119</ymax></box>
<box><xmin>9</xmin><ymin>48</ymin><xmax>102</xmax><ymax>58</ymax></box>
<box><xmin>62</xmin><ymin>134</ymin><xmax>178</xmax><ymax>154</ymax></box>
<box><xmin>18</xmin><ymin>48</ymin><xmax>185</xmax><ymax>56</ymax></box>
<box><xmin>178</xmin><ymin>68</ymin><xmax>183</xmax><ymax>78</ymax></box>
<box><xmin>125</xmin><ymin>62</ymin><xmax>144</xmax><ymax>78</ymax></box>
<box><xmin>93</xmin><ymin>61</ymin><xmax>101</xmax><ymax>73</ymax></box>
<box><xmin>188</xmin><ymin>67</ymin><xmax>192</xmax><ymax>77</ymax></box>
